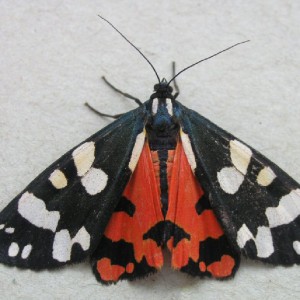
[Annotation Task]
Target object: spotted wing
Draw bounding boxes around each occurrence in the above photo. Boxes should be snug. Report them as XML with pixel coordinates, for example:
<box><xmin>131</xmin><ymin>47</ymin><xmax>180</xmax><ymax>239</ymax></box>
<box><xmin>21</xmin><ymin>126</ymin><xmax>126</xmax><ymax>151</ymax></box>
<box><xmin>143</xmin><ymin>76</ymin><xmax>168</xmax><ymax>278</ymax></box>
<box><xmin>179</xmin><ymin>103</ymin><xmax>300</xmax><ymax>265</ymax></box>
<box><xmin>0</xmin><ymin>107</ymin><xmax>146</xmax><ymax>269</ymax></box>
<box><xmin>92</xmin><ymin>142</ymin><xmax>164</xmax><ymax>284</ymax></box>
<box><xmin>166</xmin><ymin>139</ymin><xmax>240</xmax><ymax>278</ymax></box>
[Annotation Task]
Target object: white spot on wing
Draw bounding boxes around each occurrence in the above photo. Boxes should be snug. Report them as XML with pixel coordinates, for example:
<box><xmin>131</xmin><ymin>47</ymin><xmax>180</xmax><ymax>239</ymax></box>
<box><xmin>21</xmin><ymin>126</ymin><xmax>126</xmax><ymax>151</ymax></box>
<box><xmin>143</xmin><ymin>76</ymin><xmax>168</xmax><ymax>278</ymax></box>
<box><xmin>5</xmin><ymin>227</ymin><xmax>14</xmax><ymax>234</ymax></box>
<box><xmin>255</xmin><ymin>226</ymin><xmax>274</xmax><ymax>258</ymax></box>
<box><xmin>8</xmin><ymin>242</ymin><xmax>19</xmax><ymax>257</ymax></box>
<box><xmin>49</xmin><ymin>169</ymin><xmax>68</xmax><ymax>189</ymax></box>
<box><xmin>166</xmin><ymin>99</ymin><xmax>173</xmax><ymax>116</ymax></box>
<box><xmin>237</xmin><ymin>224</ymin><xmax>274</xmax><ymax>258</ymax></box>
<box><xmin>129</xmin><ymin>130</ymin><xmax>145</xmax><ymax>172</ymax></box>
<box><xmin>237</xmin><ymin>224</ymin><xmax>253</xmax><ymax>248</ymax></box>
<box><xmin>18</xmin><ymin>192</ymin><xmax>60</xmax><ymax>232</ymax></box>
<box><xmin>21</xmin><ymin>244</ymin><xmax>32</xmax><ymax>259</ymax></box>
<box><xmin>52</xmin><ymin>227</ymin><xmax>90</xmax><ymax>262</ymax></box>
<box><xmin>217</xmin><ymin>167</ymin><xmax>244</xmax><ymax>194</ymax></box>
<box><xmin>72</xmin><ymin>227</ymin><xmax>90</xmax><ymax>251</ymax></box>
<box><xmin>180</xmin><ymin>129</ymin><xmax>197</xmax><ymax>172</ymax></box>
<box><xmin>230</xmin><ymin>140</ymin><xmax>252</xmax><ymax>175</ymax></box>
<box><xmin>293</xmin><ymin>241</ymin><xmax>300</xmax><ymax>255</ymax></box>
<box><xmin>81</xmin><ymin>167</ymin><xmax>108</xmax><ymax>195</ymax></box>
<box><xmin>257</xmin><ymin>167</ymin><xmax>276</xmax><ymax>186</ymax></box>
<box><xmin>152</xmin><ymin>99</ymin><xmax>158</xmax><ymax>115</ymax></box>
<box><xmin>52</xmin><ymin>230</ymin><xmax>72</xmax><ymax>262</ymax></box>
<box><xmin>0</xmin><ymin>224</ymin><xmax>5</xmax><ymax>230</ymax></box>
<box><xmin>266</xmin><ymin>189</ymin><xmax>300</xmax><ymax>228</ymax></box>
<box><xmin>72</xmin><ymin>142</ymin><xmax>95</xmax><ymax>176</ymax></box>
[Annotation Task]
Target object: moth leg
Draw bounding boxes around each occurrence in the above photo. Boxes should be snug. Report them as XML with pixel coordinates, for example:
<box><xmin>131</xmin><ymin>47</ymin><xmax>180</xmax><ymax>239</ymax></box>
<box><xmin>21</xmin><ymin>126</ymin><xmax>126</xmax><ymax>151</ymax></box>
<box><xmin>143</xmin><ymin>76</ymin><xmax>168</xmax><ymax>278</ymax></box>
<box><xmin>102</xmin><ymin>76</ymin><xmax>143</xmax><ymax>107</ymax></box>
<box><xmin>172</xmin><ymin>61</ymin><xmax>180</xmax><ymax>99</ymax></box>
<box><xmin>85</xmin><ymin>102</ymin><xmax>124</xmax><ymax>119</ymax></box>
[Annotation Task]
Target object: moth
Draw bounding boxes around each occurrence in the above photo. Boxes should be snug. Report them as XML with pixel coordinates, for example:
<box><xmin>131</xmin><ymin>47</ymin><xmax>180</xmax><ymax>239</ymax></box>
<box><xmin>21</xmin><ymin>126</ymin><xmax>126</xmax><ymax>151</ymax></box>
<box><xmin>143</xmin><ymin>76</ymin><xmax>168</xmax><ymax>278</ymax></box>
<box><xmin>1</xmin><ymin>17</ymin><xmax>300</xmax><ymax>285</ymax></box>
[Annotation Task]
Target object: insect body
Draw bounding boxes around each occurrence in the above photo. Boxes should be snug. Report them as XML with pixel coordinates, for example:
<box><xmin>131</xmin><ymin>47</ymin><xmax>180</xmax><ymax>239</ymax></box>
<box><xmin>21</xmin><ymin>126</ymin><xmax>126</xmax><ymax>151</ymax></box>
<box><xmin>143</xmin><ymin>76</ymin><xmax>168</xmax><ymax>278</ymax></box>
<box><xmin>0</xmin><ymin>17</ymin><xmax>300</xmax><ymax>284</ymax></box>
<box><xmin>146</xmin><ymin>80</ymin><xmax>179</xmax><ymax>216</ymax></box>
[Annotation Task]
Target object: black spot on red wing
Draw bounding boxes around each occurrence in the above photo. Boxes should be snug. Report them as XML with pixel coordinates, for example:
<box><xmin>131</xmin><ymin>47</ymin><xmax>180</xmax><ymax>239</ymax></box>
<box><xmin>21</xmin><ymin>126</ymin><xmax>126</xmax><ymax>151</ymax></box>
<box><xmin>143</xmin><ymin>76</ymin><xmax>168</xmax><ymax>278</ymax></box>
<box><xmin>172</xmin><ymin>224</ymin><xmax>191</xmax><ymax>247</ymax></box>
<box><xmin>198</xmin><ymin>236</ymin><xmax>239</xmax><ymax>267</ymax></box>
<box><xmin>179</xmin><ymin>235</ymin><xmax>240</xmax><ymax>278</ymax></box>
<box><xmin>91</xmin><ymin>236</ymin><xmax>157</xmax><ymax>283</ymax></box>
<box><xmin>142</xmin><ymin>221</ymin><xmax>164</xmax><ymax>246</ymax></box>
<box><xmin>195</xmin><ymin>194</ymin><xmax>212</xmax><ymax>215</ymax></box>
<box><xmin>143</xmin><ymin>221</ymin><xmax>190</xmax><ymax>247</ymax></box>
<box><xmin>114</xmin><ymin>196</ymin><xmax>135</xmax><ymax>217</ymax></box>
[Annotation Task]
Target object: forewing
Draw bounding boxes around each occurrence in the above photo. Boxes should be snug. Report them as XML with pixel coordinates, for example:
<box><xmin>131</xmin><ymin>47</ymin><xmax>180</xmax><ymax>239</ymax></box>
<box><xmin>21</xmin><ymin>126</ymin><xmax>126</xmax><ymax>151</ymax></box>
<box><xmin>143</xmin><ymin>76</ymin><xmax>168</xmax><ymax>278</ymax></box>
<box><xmin>179</xmin><ymin>103</ymin><xmax>300</xmax><ymax>265</ymax></box>
<box><xmin>0</xmin><ymin>107</ymin><xmax>146</xmax><ymax>269</ymax></box>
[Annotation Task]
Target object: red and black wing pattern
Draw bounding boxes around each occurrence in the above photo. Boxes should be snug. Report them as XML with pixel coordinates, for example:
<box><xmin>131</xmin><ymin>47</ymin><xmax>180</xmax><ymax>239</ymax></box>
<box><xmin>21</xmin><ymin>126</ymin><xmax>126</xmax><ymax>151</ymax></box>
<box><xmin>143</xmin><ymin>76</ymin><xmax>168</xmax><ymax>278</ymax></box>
<box><xmin>92</xmin><ymin>136</ymin><xmax>240</xmax><ymax>284</ymax></box>
<box><xmin>2</xmin><ymin>92</ymin><xmax>299</xmax><ymax>285</ymax></box>
<box><xmin>92</xmin><ymin>141</ymin><xmax>164</xmax><ymax>283</ymax></box>
<box><xmin>166</xmin><ymin>140</ymin><xmax>240</xmax><ymax>278</ymax></box>
<box><xmin>180</xmin><ymin>103</ymin><xmax>300</xmax><ymax>266</ymax></box>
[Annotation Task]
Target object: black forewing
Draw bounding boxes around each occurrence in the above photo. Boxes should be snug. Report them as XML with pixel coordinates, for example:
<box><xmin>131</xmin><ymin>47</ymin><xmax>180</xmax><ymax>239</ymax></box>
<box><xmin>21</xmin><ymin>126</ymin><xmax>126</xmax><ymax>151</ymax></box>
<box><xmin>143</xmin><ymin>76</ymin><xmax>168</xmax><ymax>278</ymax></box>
<box><xmin>178</xmin><ymin>103</ymin><xmax>300</xmax><ymax>265</ymax></box>
<box><xmin>0</xmin><ymin>106</ymin><xmax>147</xmax><ymax>269</ymax></box>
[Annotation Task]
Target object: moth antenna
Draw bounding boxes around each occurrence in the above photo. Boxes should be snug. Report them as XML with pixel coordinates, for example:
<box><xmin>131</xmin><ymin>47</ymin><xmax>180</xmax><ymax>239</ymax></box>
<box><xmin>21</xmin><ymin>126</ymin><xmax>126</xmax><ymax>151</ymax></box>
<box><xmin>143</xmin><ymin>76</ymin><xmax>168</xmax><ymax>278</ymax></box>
<box><xmin>167</xmin><ymin>40</ymin><xmax>250</xmax><ymax>86</ymax></box>
<box><xmin>98</xmin><ymin>14</ymin><xmax>161</xmax><ymax>83</ymax></box>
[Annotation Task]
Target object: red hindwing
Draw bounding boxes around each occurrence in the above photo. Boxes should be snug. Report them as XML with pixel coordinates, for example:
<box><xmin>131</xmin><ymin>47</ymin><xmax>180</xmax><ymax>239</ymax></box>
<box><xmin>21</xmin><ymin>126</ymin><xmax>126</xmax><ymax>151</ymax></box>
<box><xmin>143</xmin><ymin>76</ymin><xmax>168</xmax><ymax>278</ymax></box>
<box><xmin>94</xmin><ymin>138</ymin><xmax>239</xmax><ymax>283</ymax></box>
<box><xmin>95</xmin><ymin>142</ymin><xmax>164</xmax><ymax>282</ymax></box>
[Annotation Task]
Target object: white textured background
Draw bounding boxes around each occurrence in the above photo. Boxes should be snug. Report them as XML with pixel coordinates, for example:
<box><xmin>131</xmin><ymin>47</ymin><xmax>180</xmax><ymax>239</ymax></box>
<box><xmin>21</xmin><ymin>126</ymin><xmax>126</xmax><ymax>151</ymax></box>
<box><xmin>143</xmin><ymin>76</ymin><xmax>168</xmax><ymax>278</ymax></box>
<box><xmin>1</xmin><ymin>1</ymin><xmax>300</xmax><ymax>299</ymax></box>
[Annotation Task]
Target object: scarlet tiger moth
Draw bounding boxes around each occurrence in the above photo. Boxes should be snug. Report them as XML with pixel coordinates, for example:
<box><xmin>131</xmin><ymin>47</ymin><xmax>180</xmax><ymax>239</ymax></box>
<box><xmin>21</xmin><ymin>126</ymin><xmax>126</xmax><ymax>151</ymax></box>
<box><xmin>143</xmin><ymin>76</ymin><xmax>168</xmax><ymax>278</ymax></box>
<box><xmin>0</xmin><ymin>16</ymin><xmax>300</xmax><ymax>285</ymax></box>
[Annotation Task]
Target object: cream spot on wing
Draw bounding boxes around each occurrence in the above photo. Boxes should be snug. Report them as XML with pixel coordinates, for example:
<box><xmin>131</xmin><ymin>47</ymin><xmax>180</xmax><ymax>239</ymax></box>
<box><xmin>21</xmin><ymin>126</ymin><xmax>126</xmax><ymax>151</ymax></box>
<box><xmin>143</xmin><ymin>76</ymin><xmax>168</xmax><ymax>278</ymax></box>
<box><xmin>81</xmin><ymin>167</ymin><xmax>108</xmax><ymax>196</ymax></box>
<box><xmin>0</xmin><ymin>224</ymin><xmax>5</xmax><ymax>230</ymax></box>
<box><xmin>217</xmin><ymin>167</ymin><xmax>244</xmax><ymax>194</ymax></box>
<box><xmin>5</xmin><ymin>227</ymin><xmax>14</xmax><ymax>234</ymax></box>
<box><xmin>230</xmin><ymin>140</ymin><xmax>252</xmax><ymax>175</ymax></box>
<box><xmin>129</xmin><ymin>130</ymin><xmax>145</xmax><ymax>172</ymax></box>
<box><xmin>293</xmin><ymin>241</ymin><xmax>300</xmax><ymax>255</ymax></box>
<box><xmin>52</xmin><ymin>227</ymin><xmax>90</xmax><ymax>262</ymax></box>
<box><xmin>72</xmin><ymin>142</ymin><xmax>95</xmax><ymax>176</ymax></box>
<box><xmin>152</xmin><ymin>99</ymin><xmax>158</xmax><ymax>115</ymax></box>
<box><xmin>180</xmin><ymin>129</ymin><xmax>197</xmax><ymax>172</ymax></box>
<box><xmin>18</xmin><ymin>192</ymin><xmax>60</xmax><ymax>232</ymax></box>
<box><xmin>49</xmin><ymin>169</ymin><xmax>68</xmax><ymax>189</ymax></box>
<box><xmin>8</xmin><ymin>242</ymin><xmax>19</xmax><ymax>257</ymax></box>
<box><xmin>166</xmin><ymin>99</ymin><xmax>173</xmax><ymax>116</ymax></box>
<box><xmin>21</xmin><ymin>244</ymin><xmax>32</xmax><ymax>259</ymax></box>
<box><xmin>266</xmin><ymin>189</ymin><xmax>300</xmax><ymax>228</ymax></box>
<box><xmin>237</xmin><ymin>224</ymin><xmax>274</xmax><ymax>258</ymax></box>
<box><xmin>257</xmin><ymin>166</ymin><xmax>276</xmax><ymax>186</ymax></box>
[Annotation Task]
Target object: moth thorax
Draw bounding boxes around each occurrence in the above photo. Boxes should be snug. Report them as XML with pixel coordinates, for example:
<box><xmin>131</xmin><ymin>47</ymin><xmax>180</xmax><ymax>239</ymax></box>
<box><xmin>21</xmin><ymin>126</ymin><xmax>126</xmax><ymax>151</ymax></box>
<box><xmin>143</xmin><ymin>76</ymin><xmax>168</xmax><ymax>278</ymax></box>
<box><xmin>152</xmin><ymin>98</ymin><xmax>173</xmax><ymax>116</ymax></box>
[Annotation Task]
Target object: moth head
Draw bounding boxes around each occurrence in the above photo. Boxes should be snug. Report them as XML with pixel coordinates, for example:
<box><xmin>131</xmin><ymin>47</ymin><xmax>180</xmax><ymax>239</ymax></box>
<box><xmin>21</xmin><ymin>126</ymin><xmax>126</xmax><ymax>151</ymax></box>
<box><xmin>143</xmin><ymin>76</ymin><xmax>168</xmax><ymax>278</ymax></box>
<box><xmin>147</xmin><ymin>81</ymin><xmax>178</xmax><ymax>137</ymax></box>
<box><xmin>151</xmin><ymin>78</ymin><xmax>174</xmax><ymax>101</ymax></box>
